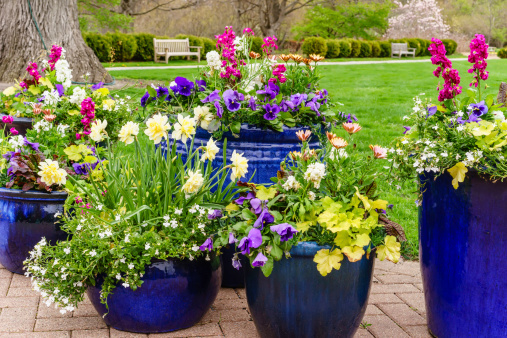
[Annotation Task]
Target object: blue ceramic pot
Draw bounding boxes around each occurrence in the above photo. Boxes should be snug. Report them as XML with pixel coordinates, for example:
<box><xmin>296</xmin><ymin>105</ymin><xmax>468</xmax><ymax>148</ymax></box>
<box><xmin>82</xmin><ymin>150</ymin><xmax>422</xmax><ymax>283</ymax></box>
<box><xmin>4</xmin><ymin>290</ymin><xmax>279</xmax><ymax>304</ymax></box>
<box><xmin>220</xmin><ymin>245</ymin><xmax>248</xmax><ymax>288</ymax></box>
<box><xmin>0</xmin><ymin>188</ymin><xmax>68</xmax><ymax>274</ymax></box>
<box><xmin>245</xmin><ymin>242</ymin><xmax>375</xmax><ymax>338</ymax></box>
<box><xmin>419</xmin><ymin>172</ymin><xmax>507</xmax><ymax>337</ymax></box>
<box><xmin>87</xmin><ymin>256</ymin><xmax>222</xmax><ymax>333</ymax></box>
<box><xmin>0</xmin><ymin>115</ymin><xmax>33</xmax><ymax>136</ymax></box>
<box><xmin>163</xmin><ymin>124</ymin><xmax>321</xmax><ymax>185</ymax></box>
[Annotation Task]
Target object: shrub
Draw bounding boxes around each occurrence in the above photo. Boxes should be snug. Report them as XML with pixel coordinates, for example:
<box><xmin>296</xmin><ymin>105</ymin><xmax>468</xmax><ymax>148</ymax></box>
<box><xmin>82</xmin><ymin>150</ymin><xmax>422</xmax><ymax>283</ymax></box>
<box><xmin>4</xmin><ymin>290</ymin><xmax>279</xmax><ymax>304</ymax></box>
<box><xmin>442</xmin><ymin>39</ymin><xmax>458</xmax><ymax>55</ymax></box>
<box><xmin>175</xmin><ymin>34</ymin><xmax>205</xmax><ymax>59</ymax></box>
<box><xmin>133</xmin><ymin>33</ymin><xmax>156</xmax><ymax>61</ymax></box>
<box><xmin>369</xmin><ymin>41</ymin><xmax>381</xmax><ymax>57</ymax></box>
<box><xmin>347</xmin><ymin>39</ymin><xmax>361</xmax><ymax>57</ymax></box>
<box><xmin>251</xmin><ymin>36</ymin><xmax>263</xmax><ymax>54</ymax></box>
<box><xmin>498</xmin><ymin>48</ymin><xmax>507</xmax><ymax>59</ymax></box>
<box><xmin>406</xmin><ymin>38</ymin><xmax>422</xmax><ymax>56</ymax></box>
<box><xmin>325</xmin><ymin>40</ymin><xmax>341</xmax><ymax>58</ymax></box>
<box><xmin>379</xmin><ymin>41</ymin><xmax>391</xmax><ymax>57</ymax></box>
<box><xmin>83</xmin><ymin>32</ymin><xmax>112</xmax><ymax>62</ymax></box>
<box><xmin>301</xmin><ymin>37</ymin><xmax>328</xmax><ymax>57</ymax></box>
<box><xmin>338</xmin><ymin>40</ymin><xmax>352</xmax><ymax>58</ymax></box>
<box><xmin>105</xmin><ymin>32</ymin><xmax>137</xmax><ymax>62</ymax></box>
<box><xmin>359</xmin><ymin>41</ymin><xmax>372</xmax><ymax>57</ymax></box>
<box><xmin>416</xmin><ymin>38</ymin><xmax>431</xmax><ymax>56</ymax></box>
<box><xmin>202</xmin><ymin>37</ymin><xmax>216</xmax><ymax>57</ymax></box>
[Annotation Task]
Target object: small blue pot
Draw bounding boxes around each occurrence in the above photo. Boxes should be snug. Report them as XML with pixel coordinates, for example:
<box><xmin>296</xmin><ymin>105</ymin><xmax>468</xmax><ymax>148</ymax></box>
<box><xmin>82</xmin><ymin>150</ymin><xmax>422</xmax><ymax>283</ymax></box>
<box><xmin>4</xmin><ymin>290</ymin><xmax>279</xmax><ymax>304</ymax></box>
<box><xmin>245</xmin><ymin>242</ymin><xmax>375</xmax><ymax>338</ymax></box>
<box><xmin>0</xmin><ymin>188</ymin><xmax>68</xmax><ymax>274</ymax></box>
<box><xmin>164</xmin><ymin>124</ymin><xmax>321</xmax><ymax>185</ymax></box>
<box><xmin>87</xmin><ymin>256</ymin><xmax>222</xmax><ymax>333</ymax></box>
<box><xmin>419</xmin><ymin>172</ymin><xmax>507</xmax><ymax>337</ymax></box>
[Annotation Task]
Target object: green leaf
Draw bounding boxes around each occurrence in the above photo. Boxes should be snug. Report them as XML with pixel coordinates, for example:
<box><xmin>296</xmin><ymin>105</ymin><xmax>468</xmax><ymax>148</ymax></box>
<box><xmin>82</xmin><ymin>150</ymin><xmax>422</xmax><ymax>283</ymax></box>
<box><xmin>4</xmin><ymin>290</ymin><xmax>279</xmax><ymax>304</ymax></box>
<box><xmin>231</xmin><ymin>121</ymin><xmax>241</xmax><ymax>134</ymax></box>
<box><xmin>271</xmin><ymin>242</ymin><xmax>283</xmax><ymax>260</ymax></box>
<box><xmin>260</xmin><ymin>256</ymin><xmax>274</xmax><ymax>277</ymax></box>
<box><xmin>146</xmin><ymin>86</ymin><xmax>157</xmax><ymax>97</ymax></box>
<box><xmin>241</xmin><ymin>208</ymin><xmax>256</xmax><ymax>220</ymax></box>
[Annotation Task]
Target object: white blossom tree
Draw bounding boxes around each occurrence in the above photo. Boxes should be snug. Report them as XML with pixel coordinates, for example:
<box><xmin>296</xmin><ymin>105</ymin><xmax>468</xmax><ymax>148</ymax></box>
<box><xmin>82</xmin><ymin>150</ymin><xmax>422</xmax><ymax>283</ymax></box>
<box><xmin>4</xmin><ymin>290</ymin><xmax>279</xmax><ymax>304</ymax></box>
<box><xmin>384</xmin><ymin>0</ymin><xmax>450</xmax><ymax>39</ymax></box>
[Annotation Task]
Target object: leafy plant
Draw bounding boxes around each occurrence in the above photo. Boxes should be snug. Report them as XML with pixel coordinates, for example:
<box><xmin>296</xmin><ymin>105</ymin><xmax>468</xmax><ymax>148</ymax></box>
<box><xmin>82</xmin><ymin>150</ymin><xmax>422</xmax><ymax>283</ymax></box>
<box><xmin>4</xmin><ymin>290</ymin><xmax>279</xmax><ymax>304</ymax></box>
<box><xmin>302</xmin><ymin>37</ymin><xmax>328</xmax><ymax>57</ymax></box>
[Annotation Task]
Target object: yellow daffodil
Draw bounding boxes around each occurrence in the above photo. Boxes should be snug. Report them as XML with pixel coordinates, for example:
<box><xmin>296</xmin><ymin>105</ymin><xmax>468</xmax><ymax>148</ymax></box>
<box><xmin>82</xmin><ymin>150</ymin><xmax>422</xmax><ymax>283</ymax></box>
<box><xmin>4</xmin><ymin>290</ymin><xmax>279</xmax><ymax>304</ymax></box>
<box><xmin>38</xmin><ymin>159</ymin><xmax>67</xmax><ymax>186</ymax></box>
<box><xmin>172</xmin><ymin>114</ymin><xmax>196</xmax><ymax>143</ymax></box>
<box><xmin>182</xmin><ymin>170</ymin><xmax>204</xmax><ymax>195</ymax></box>
<box><xmin>90</xmin><ymin>119</ymin><xmax>108</xmax><ymax>142</ymax></box>
<box><xmin>377</xmin><ymin>236</ymin><xmax>401</xmax><ymax>263</ymax></box>
<box><xmin>144</xmin><ymin>114</ymin><xmax>170</xmax><ymax>144</ymax></box>
<box><xmin>230</xmin><ymin>150</ymin><xmax>248</xmax><ymax>181</ymax></box>
<box><xmin>313</xmin><ymin>248</ymin><xmax>343</xmax><ymax>276</ymax></box>
<box><xmin>201</xmin><ymin>138</ymin><xmax>219</xmax><ymax>161</ymax></box>
<box><xmin>447</xmin><ymin>162</ymin><xmax>468</xmax><ymax>189</ymax></box>
<box><xmin>64</xmin><ymin>144</ymin><xmax>91</xmax><ymax>162</ymax></box>
<box><xmin>118</xmin><ymin>122</ymin><xmax>139</xmax><ymax>145</ymax></box>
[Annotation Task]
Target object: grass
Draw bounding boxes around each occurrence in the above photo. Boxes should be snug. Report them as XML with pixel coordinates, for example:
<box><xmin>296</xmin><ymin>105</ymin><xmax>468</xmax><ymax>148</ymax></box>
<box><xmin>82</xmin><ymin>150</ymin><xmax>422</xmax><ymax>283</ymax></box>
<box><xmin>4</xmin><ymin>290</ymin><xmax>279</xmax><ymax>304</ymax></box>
<box><xmin>107</xmin><ymin>59</ymin><xmax>507</xmax><ymax>259</ymax></box>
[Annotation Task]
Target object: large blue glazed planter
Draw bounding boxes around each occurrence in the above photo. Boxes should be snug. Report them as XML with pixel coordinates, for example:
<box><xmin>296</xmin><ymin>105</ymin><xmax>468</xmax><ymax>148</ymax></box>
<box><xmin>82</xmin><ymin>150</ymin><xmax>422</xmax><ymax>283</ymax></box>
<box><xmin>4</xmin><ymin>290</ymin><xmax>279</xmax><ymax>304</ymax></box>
<box><xmin>0</xmin><ymin>115</ymin><xmax>33</xmax><ymax>136</ymax></box>
<box><xmin>163</xmin><ymin>124</ymin><xmax>323</xmax><ymax>288</ymax></box>
<box><xmin>220</xmin><ymin>245</ymin><xmax>248</xmax><ymax>288</ymax></box>
<box><xmin>87</xmin><ymin>256</ymin><xmax>222</xmax><ymax>333</ymax></box>
<box><xmin>0</xmin><ymin>188</ymin><xmax>68</xmax><ymax>274</ymax></box>
<box><xmin>245</xmin><ymin>241</ymin><xmax>375</xmax><ymax>338</ymax></box>
<box><xmin>419</xmin><ymin>171</ymin><xmax>507</xmax><ymax>337</ymax></box>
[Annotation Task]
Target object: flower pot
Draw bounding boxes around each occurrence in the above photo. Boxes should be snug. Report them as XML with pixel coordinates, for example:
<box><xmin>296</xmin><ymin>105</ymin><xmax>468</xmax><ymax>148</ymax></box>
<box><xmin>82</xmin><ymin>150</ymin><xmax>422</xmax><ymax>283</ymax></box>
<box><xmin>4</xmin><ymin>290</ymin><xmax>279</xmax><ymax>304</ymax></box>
<box><xmin>419</xmin><ymin>172</ymin><xmax>507</xmax><ymax>337</ymax></box>
<box><xmin>87</xmin><ymin>256</ymin><xmax>222</xmax><ymax>333</ymax></box>
<box><xmin>0</xmin><ymin>188</ymin><xmax>68</xmax><ymax>274</ymax></box>
<box><xmin>245</xmin><ymin>242</ymin><xmax>375</xmax><ymax>338</ymax></box>
<box><xmin>165</xmin><ymin>124</ymin><xmax>321</xmax><ymax>185</ymax></box>
<box><xmin>220</xmin><ymin>245</ymin><xmax>248</xmax><ymax>288</ymax></box>
<box><xmin>0</xmin><ymin>115</ymin><xmax>33</xmax><ymax>136</ymax></box>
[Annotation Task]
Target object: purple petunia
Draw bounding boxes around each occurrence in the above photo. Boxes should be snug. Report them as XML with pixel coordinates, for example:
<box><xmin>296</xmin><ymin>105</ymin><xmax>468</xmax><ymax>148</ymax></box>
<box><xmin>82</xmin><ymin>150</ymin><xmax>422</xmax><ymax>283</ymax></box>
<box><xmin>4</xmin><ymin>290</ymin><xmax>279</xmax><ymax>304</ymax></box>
<box><xmin>232</xmin><ymin>253</ymin><xmax>242</xmax><ymax>270</ymax></box>
<box><xmin>238</xmin><ymin>228</ymin><xmax>262</xmax><ymax>255</ymax></box>
<box><xmin>214</xmin><ymin>101</ymin><xmax>224</xmax><ymax>118</ymax></box>
<box><xmin>252</xmin><ymin>252</ymin><xmax>268</xmax><ymax>267</ymax></box>
<box><xmin>403</xmin><ymin>126</ymin><xmax>411</xmax><ymax>134</ymax></box>
<box><xmin>306</xmin><ymin>97</ymin><xmax>321</xmax><ymax>115</ymax></box>
<box><xmin>140</xmin><ymin>92</ymin><xmax>151</xmax><ymax>108</ymax></box>
<box><xmin>280</xmin><ymin>100</ymin><xmax>295</xmax><ymax>112</ymax></box>
<box><xmin>201</xmin><ymin>89</ymin><xmax>221</xmax><ymax>103</ymax></box>
<box><xmin>263</xmin><ymin>103</ymin><xmax>280</xmax><ymax>120</ymax></box>
<box><xmin>250</xmin><ymin>198</ymin><xmax>263</xmax><ymax>214</ymax></box>
<box><xmin>427</xmin><ymin>105</ymin><xmax>438</xmax><ymax>117</ymax></box>
<box><xmin>172</xmin><ymin>77</ymin><xmax>194</xmax><ymax>96</ymax></box>
<box><xmin>200</xmin><ymin>237</ymin><xmax>213</xmax><ymax>251</ymax></box>
<box><xmin>229</xmin><ymin>232</ymin><xmax>238</xmax><ymax>244</ymax></box>
<box><xmin>248</xmin><ymin>96</ymin><xmax>257</xmax><ymax>111</ymax></box>
<box><xmin>269</xmin><ymin>223</ymin><xmax>298</xmax><ymax>242</ymax></box>
<box><xmin>222</xmin><ymin>89</ymin><xmax>244</xmax><ymax>112</ymax></box>
<box><xmin>23</xmin><ymin>137</ymin><xmax>39</xmax><ymax>151</ymax></box>
<box><xmin>290</xmin><ymin>93</ymin><xmax>307</xmax><ymax>107</ymax></box>
<box><xmin>235</xmin><ymin>192</ymin><xmax>255</xmax><ymax>205</ymax></box>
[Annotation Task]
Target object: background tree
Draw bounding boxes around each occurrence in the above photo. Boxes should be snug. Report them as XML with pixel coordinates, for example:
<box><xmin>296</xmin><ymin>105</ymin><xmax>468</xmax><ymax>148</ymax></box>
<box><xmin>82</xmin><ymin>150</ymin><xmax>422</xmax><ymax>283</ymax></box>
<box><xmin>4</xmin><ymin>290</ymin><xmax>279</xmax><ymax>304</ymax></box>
<box><xmin>0</xmin><ymin>0</ymin><xmax>112</xmax><ymax>83</ymax></box>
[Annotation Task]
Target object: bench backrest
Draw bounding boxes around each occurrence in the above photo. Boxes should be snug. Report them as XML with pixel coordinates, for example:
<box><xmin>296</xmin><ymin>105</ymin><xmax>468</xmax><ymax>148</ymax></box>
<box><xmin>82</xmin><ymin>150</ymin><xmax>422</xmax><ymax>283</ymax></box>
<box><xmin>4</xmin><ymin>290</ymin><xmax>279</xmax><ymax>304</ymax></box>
<box><xmin>391</xmin><ymin>43</ymin><xmax>408</xmax><ymax>52</ymax></box>
<box><xmin>154</xmin><ymin>38</ymin><xmax>190</xmax><ymax>53</ymax></box>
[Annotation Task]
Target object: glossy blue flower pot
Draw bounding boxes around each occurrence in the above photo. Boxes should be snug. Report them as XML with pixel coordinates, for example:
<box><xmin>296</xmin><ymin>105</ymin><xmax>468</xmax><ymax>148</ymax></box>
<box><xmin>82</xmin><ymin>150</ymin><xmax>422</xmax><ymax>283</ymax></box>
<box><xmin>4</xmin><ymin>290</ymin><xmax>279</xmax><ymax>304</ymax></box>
<box><xmin>0</xmin><ymin>115</ymin><xmax>33</xmax><ymax>136</ymax></box>
<box><xmin>0</xmin><ymin>188</ymin><xmax>68</xmax><ymax>274</ymax></box>
<box><xmin>164</xmin><ymin>124</ymin><xmax>322</xmax><ymax>186</ymax></box>
<box><xmin>220</xmin><ymin>245</ymin><xmax>248</xmax><ymax>288</ymax></box>
<box><xmin>245</xmin><ymin>242</ymin><xmax>375</xmax><ymax>338</ymax></box>
<box><xmin>419</xmin><ymin>172</ymin><xmax>507</xmax><ymax>337</ymax></box>
<box><xmin>87</xmin><ymin>256</ymin><xmax>222</xmax><ymax>333</ymax></box>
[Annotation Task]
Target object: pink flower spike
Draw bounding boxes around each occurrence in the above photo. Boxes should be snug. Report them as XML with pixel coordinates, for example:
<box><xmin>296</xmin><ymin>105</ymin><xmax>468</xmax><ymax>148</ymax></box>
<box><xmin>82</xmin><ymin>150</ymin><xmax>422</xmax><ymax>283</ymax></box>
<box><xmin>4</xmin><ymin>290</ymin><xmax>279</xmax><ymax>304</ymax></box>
<box><xmin>9</xmin><ymin>128</ymin><xmax>18</xmax><ymax>135</ymax></box>
<box><xmin>2</xmin><ymin>116</ymin><xmax>13</xmax><ymax>124</ymax></box>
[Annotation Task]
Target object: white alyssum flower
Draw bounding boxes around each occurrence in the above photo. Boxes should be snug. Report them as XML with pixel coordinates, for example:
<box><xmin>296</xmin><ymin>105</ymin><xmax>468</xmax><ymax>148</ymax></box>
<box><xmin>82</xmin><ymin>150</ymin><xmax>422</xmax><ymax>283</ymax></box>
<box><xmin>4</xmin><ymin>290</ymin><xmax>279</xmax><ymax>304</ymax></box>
<box><xmin>145</xmin><ymin>243</ymin><xmax>151</xmax><ymax>250</ymax></box>
<box><xmin>174</xmin><ymin>208</ymin><xmax>182</xmax><ymax>215</ymax></box>
<box><xmin>89</xmin><ymin>250</ymin><xmax>97</xmax><ymax>257</ymax></box>
<box><xmin>304</xmin><ymin>162</ymin><xmax>326</xmax><ymax>189</ymax></box>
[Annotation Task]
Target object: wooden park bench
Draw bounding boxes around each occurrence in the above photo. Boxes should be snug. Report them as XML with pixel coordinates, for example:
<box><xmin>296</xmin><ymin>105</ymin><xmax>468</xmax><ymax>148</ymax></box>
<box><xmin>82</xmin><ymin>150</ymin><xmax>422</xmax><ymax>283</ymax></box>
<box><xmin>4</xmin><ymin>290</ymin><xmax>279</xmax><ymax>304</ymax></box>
<box><xmin>153</xmin><ymin>38</ymin><xmax>201</xmax><ymax>63</ymax></box>
<box><xmin>391</xmin><ymin>43</ymin><xmax>416</xmax><ymax>58</ymax></box>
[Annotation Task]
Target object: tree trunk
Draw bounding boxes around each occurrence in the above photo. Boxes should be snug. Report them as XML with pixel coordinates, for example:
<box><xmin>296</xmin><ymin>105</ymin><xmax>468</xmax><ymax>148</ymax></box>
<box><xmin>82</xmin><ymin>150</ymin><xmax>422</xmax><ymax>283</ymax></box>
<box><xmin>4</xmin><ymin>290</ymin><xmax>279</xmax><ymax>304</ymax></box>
<box><xmin>0</xmin><ymin>0</ymin><xmax>112</xmax><ymax>83</ymax></box>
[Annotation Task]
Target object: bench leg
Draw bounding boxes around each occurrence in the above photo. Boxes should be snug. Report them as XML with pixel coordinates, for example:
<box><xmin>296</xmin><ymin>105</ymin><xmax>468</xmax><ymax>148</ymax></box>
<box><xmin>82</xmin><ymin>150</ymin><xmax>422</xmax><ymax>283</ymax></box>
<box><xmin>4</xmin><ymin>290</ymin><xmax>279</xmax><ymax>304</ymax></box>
<box><xmin>165</xmin><ymin>54</ymin><xmax>169</xmax><ymax>64</ymax></box>
<box><xmin>198</xmin><ymin>54</ymin><xmax>201</xmax><ymax>63</ymax></box>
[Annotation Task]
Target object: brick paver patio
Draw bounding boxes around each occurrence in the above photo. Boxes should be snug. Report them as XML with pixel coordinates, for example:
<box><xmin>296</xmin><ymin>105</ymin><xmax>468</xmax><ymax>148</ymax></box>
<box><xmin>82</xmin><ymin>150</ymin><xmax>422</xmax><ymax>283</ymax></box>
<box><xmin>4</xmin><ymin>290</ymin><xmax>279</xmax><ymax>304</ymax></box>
<box><xmin>0</xmin><ymin>258</ymin><xmax>429</xmax><ymax>338</ymax></box>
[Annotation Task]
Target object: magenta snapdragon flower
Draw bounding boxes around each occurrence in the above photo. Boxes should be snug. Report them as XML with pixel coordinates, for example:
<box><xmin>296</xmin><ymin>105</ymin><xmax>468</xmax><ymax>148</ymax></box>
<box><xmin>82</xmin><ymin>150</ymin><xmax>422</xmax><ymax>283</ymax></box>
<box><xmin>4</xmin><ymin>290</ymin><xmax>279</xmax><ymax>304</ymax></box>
<box><xmin>468</xmin><ymin>34</ymin><xmax>489</xmax><ymax>88</ymax></box>
<box><xmin>262</xmin><ymin>36</ymin><xmax>278</xmax><ymax>55</ymax></box>
<box><xmin>48</xmin><ymin>45</ymin><xmax>63</xmax><ymax>71</ymax></box>
<box><xmin>428</xmin><ymin>38</ymin><xmax>462</xmax><ymax>102</ymax></box>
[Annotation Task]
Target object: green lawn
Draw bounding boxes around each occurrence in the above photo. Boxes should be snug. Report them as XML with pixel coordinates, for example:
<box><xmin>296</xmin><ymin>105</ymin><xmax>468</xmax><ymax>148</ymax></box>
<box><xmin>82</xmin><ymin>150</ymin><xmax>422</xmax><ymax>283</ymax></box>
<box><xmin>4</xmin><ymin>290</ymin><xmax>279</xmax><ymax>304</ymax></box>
<box><xmin>108</xmin><ymin>59</ymin><xmax>507</xmax><ymax>259</ymax></box>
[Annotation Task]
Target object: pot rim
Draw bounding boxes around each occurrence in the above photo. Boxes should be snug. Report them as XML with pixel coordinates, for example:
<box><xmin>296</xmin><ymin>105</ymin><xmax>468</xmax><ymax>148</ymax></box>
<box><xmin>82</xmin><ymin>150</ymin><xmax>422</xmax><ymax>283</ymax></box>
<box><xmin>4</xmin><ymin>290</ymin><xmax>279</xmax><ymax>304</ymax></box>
<box><xmin>0</xmin><ymin>187</ymin><xmax>68</xmax><ymax>201</ymax></box>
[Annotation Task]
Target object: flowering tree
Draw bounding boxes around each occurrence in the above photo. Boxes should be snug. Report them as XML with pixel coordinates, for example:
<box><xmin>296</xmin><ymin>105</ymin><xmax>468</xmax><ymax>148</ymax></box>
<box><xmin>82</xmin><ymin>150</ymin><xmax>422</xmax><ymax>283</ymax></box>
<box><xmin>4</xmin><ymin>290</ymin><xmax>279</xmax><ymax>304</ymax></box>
<box><xmin>385</xmin><ymin>0</ymin><xmax>450</xmax><ymax>39</ymax></box>
<box><xmin>0</xmin><ymin>0</ymin><xmax>111</xmax><ymax>83</ymax></box>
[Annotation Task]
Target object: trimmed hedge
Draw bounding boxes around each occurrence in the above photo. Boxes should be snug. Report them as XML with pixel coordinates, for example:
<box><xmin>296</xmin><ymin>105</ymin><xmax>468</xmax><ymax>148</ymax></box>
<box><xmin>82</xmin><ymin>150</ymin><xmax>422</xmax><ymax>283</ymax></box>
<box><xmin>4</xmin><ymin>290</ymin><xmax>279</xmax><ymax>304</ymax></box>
<box><xmin>175</xmin><ymin>34</ymin><xmax>205</xmax><ymax>59</ymax></box>
<box><xmin>417</xmin><ymin>38</ymin><xmax>431</xmax><ymax>56</ymax></box>
<box><xmin>337</xmin><ymin>40</ymin><xmax>351</xmax><ymax>58</ymax></box>
<box><xmin>202</xmin><ymin>37</ymin><xmax>216</xmax><ymax>57</ymax></box>
<box><xmin>359</xmin><ymin>41</ymin><xmax>372</xmax><ymax>57</ymax></box>
<box><xmin>442</xmin><ymin>39</ymin><xmax>458</xmax><ymax>55</ymax></box>
<box><xmin>302</xmin><ymin>37</ymin><xmax>328</xmax><ymax>57</ymax></box>
<box><xmin>406</xmin><ymin>38</ymin><xmax>422</xmax><ymax>56</ymax></box>
<box><xmin>105</xmin><ymin>32</ymin><xmax>137</xmax><ymax>62</ymax></box>
<box><xmin>83</xmin><ymin>32</ymin><xmax>112</xmax><ymax>62</ymax></box>
<box><xmin>498</xmin><ymin>48</ymin><xmax>507</xmax><ymax>59</ymax></box>
<box><xmin>325</xmin><ymin>40</ymin><xmax>341</xmax><ymax>58</ymax></box>
<box><xmin>348</xmin><ymin>39</ymin><xmax>361</xmax><ymax>57</ymax></box>
<box><xmin>379</xmin><ymin>41</ymin><xmax>391</xmax><ymax>57</ymax></box>
<box><xmin>133</xmin><ymin>33</ymin><xmax>155</xmax><ymax>61</ymax></box>
<box><xmin>369</xmin><ymin>41</ymin><xmax>381</xmax><ymax>57</ymax></box>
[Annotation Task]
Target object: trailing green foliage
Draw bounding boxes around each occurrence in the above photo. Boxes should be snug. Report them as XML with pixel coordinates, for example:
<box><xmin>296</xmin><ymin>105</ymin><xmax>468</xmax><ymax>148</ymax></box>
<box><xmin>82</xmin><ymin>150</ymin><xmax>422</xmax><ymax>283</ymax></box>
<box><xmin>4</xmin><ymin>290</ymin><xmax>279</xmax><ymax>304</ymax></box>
<box><xmin>326</xmin><ymin>40</ymin><xmax>341</xmax><ymax>58</ymax></box>
<box><xmin>302</xmin><ymin>37</ymin><xmax>328</xmax><ymax>56</ymax></box>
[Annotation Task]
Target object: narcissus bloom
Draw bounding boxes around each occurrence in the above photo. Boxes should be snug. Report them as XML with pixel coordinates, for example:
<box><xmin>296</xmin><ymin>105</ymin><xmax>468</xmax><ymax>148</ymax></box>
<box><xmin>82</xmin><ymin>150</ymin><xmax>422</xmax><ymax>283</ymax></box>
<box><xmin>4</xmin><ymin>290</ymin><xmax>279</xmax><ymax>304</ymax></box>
<box><xmin>172</xmin><ymin>114</ymin><xmax>196</xmax><ymax>143</ymax></box>
<box><xmin>182</xmin><ymin>170</ymin><xmax>204</xmax><ymax>195</ymax></box>
<box><xmin>230</xmin><ymin>150</ymin><xmax>248</xmax><ymax>181</ymax></box>
<box><xmin>201</xmin><ymin>138</ymin><xmax>219</xmax><ymax>162</ymax></box>
<box><xmin>89</xmin><ymin>119</ymin><xmax>108</xmax><ymax>142</ymax></box>
<box><xmin>38</xmin><ymin>159</ymin><xmax>67</xmax><ymax>186</ymax></box>
<box><xmin>144</xmin><ymin>114</ymin><xmax>170</xmax><ymax>144</ymax></box>
<box><xmin>118</xmin><ymin>122</ymin><xmax>139</xmax><ymax>145</ymax></box>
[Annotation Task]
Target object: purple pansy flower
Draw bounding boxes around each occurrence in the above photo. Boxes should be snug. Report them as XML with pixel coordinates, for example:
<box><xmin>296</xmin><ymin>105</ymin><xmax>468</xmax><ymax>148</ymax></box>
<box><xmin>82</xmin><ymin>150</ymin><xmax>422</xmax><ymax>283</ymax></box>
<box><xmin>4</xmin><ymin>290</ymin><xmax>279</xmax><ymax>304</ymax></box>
<box><xmin>252</xmin><ymin>252</ymin><xmax>268</xmax><ymax>267</ymax></box>
<box><xmin>469</xmin><ymin>101</ymin><xmax>488</xmax><ymax>117</ymax></box>
<box><xmin>427</xmin><ymin>105</ymin><xmax>438</xmax><ymax>117</ymax></box>
<box><xmin>208</xmin><ymin>209</ymin><xmax>223</xmax><ymax>220</ymax></box>
<box><xmin>201</xmin><ymin>89</ymin><xmax>221</xmax><ymax>103</ymax></box>
<box><xmin>72</xmin><ymin>163</ymin><xmax>89</xmax><ymax>175</ymax></box>
<box><xmin>232</xmin><ymin>253</ymin><xmax>242</xmax><ymax>270</ymax></box>
<box><xmin>248</xmin><ymin>96</ymin><xmax>257</xmax><ymax>111</ymax></box>
<box><xmin>229</xmin><ymin>232</ymin><xmax>238</xmax><ymax>244</ymax></box>
<box><xmin>235</xmin><ymin>191</ymin><xmax>255</xmax><ymax>205</ymax></box>
<box><xmin>91</xmin><ymin>82</ymin><xmax>104</xmax><ymax>91</ymax></box>
<box><xmin>172</xmin><ymin>77</ymin><xmax>194</xmax><ymax>96</ymax></box>
<box><xmin>403</xmin><ymin>126</ymin><xmax>411</xmax><ymax>134</ymax></box>
<box><xmin>23</xmin><ymin>138</ymin><xmax>39</xmax><ymax>151</ymax></box>
<box><xmin>156</xmin><ymin>86</ymin><xmax>169</xmax><ymax>99</ymax></box>
<box><xmin>195</xmin><ymin>80</ymin><xmax>207</xmax><ymax>92</ymax></box>
<box><xmin>214</xmin><ymin>101</ymin><xmax>224</xmax><ymax>118</ymax></box>
<box><xmin>280</xmin><ymin>100</ymin><xmax>295</xmax><ymax>112</ymax></box>
<box><xmin>199</xmin><ymin>237</ymin><xmax>213</xmax><ymax>251</ymax></box>
<box><xmin>256</xmin><ymin>83</ymin><xmax>279</xmax><ymax>100</ymax></box>
<box><xmin>55</xmin><ymin>84</ymin><xmax>64</xmax><ymax>97</ymax></box>
<box><xmin>270</xmin><ymin>223</ymin><xmax>298</xmax><ymax>242</ymax></box>
<box><xmin>140</xmin><ymin>92</ymin><xmax>151</xmax><ymax>107</ymax></box>
<box><xmin>223</xmin><ymin>89</ymin><xmax>244</xmax><ymax>112</ymax></box>
<box><xmin>238</xmin><ymin>228</ymin><xmax>262</xmax><ymax>255</ymax></box>
<box><xmin>290</xmin><ymin>93</ymin><xmax>307</xmax><ymax>107</ymax></box>
<box><xmin>253</xmin><ymin>207</ymin><xmax>274</xmax><ymax>229</ymax></box>
<box><xmin>263</xmin><ymin>103</ymin><xmax>280</xmax><ymax>120</ymax></box>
